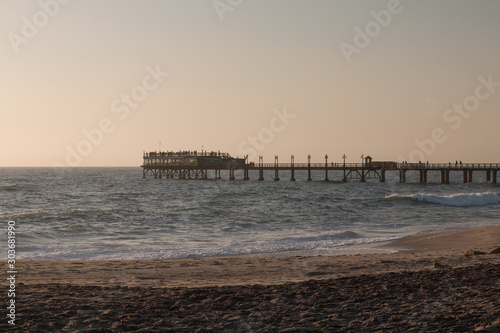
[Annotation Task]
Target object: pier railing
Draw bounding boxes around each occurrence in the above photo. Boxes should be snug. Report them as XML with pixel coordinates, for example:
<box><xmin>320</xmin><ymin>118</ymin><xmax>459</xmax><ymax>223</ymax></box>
<box><xmin>400</xmin><ymin>163</ymin><xmax>500</xmax><ymax>169</ymax></box>
<box><xmin>254</xmin><ymin>163</ymin><xmax>500</xmax><ymax>169</ymax></box>
<box><xmin>142</xmin><ymin>161</ymin><xmax>500</xmax><ymax>169</ymax></box>
<box><xmin>257</xmin><ymin>163</ymin><xmax>362</xmax><ymax>168</ymax></box>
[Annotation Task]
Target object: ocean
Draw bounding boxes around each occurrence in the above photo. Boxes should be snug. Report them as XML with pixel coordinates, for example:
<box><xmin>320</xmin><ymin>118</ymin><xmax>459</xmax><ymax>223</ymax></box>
<box><xmin>2</xmin><ymin>167</ymin><xmax>500</xmax><ymax>260</ymax></box>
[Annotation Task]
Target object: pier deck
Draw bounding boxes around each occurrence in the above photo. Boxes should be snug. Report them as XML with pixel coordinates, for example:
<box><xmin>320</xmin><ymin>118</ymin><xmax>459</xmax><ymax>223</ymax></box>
<box><xmin>141</xmin><ymin>152</ymin><xmax>500</xmax><ymax>184</ymax></box>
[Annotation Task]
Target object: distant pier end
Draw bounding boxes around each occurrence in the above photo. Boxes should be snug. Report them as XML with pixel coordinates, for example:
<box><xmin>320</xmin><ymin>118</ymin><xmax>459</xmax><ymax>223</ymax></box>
<box><xmin>142</xmin><ymin>150</ymin><xmax>247</xmax><ymax>180</ymax></box>
<box><xmin>141</xmin><ymin>151</ymin><xmax>500</xmax><ymax>184</ymax></box>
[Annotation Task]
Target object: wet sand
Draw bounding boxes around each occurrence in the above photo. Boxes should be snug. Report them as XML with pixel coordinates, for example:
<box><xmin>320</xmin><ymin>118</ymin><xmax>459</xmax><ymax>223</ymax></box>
<box><xmin>4</xmin><ymin>225</ymin><xmax>500</xmax><ymax>332</ymax></box>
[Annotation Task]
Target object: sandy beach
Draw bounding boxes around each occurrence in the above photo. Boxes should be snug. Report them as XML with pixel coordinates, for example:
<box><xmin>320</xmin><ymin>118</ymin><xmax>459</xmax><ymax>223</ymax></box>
<box><xmin>5</xmin><ymin>225</ymin><xmax>500</xmax><ymax>332</ymax></box>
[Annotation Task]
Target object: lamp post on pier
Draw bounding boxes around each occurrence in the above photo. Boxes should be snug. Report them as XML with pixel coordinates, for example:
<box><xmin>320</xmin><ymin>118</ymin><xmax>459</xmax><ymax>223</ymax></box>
<box><xmin>325</xmin><ymin>154</ymin><xmax>329</xmax><ymax>181</ymax></box>
<box><xmin>307</xmin><ymin>155</ymin><xmax>312</xmax><ymax>181</ymax></box>
<box><xmin>360</xmin><ymin>154</ymin><xmax>366</xmax><ymax>183</ymax></box>
<box><xmin>274</xmin><ymin>155</ymin><xmax>280</xmax><ymax>181</ymax></box>
<box><xmin>258</xmin><ymin>155</ymin><xmax>264</xmax><ymax>181</ymax></box>
<box><xmin>342</xmin><ymin>154</ymin><xmax>347</xmax><ymax>182</ymax></box>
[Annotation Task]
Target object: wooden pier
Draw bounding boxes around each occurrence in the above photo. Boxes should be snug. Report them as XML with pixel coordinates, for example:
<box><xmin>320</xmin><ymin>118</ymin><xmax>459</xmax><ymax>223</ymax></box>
<box><xmin>141</xmin><ymin>151</ymin><xmax>500</xmax><ymax>184</ymax></box>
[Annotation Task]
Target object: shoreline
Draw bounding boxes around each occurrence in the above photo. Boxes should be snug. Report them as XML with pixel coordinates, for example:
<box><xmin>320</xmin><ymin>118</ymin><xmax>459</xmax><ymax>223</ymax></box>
<box><xmin>6</xmin><ymin>225</ymin><xmax>500</xmax><ymax>331</ymax></box>
<box><xmin>13</xmin><ymin>225</ymin><xmax>500</xmax><ymax>288</ymax></box>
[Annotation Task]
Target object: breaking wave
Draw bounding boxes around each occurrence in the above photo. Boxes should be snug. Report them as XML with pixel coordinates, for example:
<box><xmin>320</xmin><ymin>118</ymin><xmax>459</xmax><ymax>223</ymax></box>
<box><xmin>386</xmin><ymin>192</ymin><xmax>500</xmax><ymax>207</ymax></box>
<box><xmin>17</xmin><ymin>231</ymin><xmax>396</xmax><ymax>260</ymax></box>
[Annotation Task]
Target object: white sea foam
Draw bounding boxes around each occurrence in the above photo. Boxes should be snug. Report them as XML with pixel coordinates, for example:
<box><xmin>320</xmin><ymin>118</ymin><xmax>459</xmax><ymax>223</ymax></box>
<box><xmin>17</xmin><ymin>232</ymin><xmax>398</xmax><ymax>260</ymax></box>
<box><xmin>387</xmin><ymin>192</ymin><xmax>500</xmax><ymax>207</ymax></box>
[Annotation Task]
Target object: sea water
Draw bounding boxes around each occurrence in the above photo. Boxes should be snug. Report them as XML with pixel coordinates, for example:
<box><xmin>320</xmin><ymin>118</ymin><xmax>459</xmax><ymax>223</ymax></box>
<box><xmin>1</xmin><ymin>167</ymin><xmax>499</xmax><ymax>260</ymax></box>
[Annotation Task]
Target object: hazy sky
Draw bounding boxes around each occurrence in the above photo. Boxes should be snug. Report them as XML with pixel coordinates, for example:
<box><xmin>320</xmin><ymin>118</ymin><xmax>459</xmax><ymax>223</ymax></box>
<box><xmin>1</xmin><ymin>0</ymin><xmax>499</xmax><ymax>166</ymax></box>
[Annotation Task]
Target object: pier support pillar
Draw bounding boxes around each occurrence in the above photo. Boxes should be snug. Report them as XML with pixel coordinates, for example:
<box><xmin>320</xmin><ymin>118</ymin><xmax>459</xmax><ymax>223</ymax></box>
<box><xmin>258</xmin><ymin>169</ymin><xmax>264</xmax><ymax>181</ymax></box>
<box><xmin>360</xmin><ymin>170</ymin><xmax>366</xmax><ymax>183</ymax></box>
<box><xmin>441</xmin><ymin>170</ymin><xmax>450</xmax><ymax>184</ymax></box>
<box><xmin>290</xmin><ymin>155</ymin><xmax>295</xmax><ymax>181</ymax></box>
<box><xmin>229</xmin><ymin>169</ymin><xmax>235</xmax><ymax>181</ymax></box>
<box><xmin>463</xmin><ymin>170</ymin><xmax>468</xmax><ymax>183</ymax></box>
<box><xmin>493</xmin><ymin>170</ymin><xmax>497</xmax><ymax>184</ymax></box>
<box><xmin>380</xmin><ymin>169</ymin><xmax>385</xmax><ymax>183</ymax></box>
<box><xmin>243</xmin><ymin>168</ymin><xmax>249</xmax><ymax>181</ymax></box>
<box><xmin>419</xmin><ymin>170</ymin><xmax>427</xmax><ymax>184</ymax></box>
<box><xmin>468</xmin><ymin>169</ymin><xmax>473</xmax><ymax>183</ymax></box>
<box><xmin>486</xmin><ymin>170</ymin><xmax>491</xmax><ymax>182</ymax></box>
<box><xmin>399</xmin><ymin>169</ymin><xmax>406</xmax><ymax>183</ymax></box>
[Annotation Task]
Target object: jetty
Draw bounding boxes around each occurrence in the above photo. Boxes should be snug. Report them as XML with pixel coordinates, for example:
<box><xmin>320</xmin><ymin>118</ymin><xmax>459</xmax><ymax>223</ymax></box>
<box><xmin>141</xmin><ymin>151</ymin><xmax>500</xmax><ymax>184</ymax></box>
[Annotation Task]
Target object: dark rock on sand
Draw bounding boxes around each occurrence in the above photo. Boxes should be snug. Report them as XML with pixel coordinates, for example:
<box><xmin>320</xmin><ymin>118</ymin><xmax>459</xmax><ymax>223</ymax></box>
<box><xmin>465</xmin><ymin>249</ymin><xmax>487</xmax><ymax>256</ymax></box>
<box><xmin>434</xmin><ymin>262</ymin><xmax>451</xmax><ymax>269</ymax></box>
